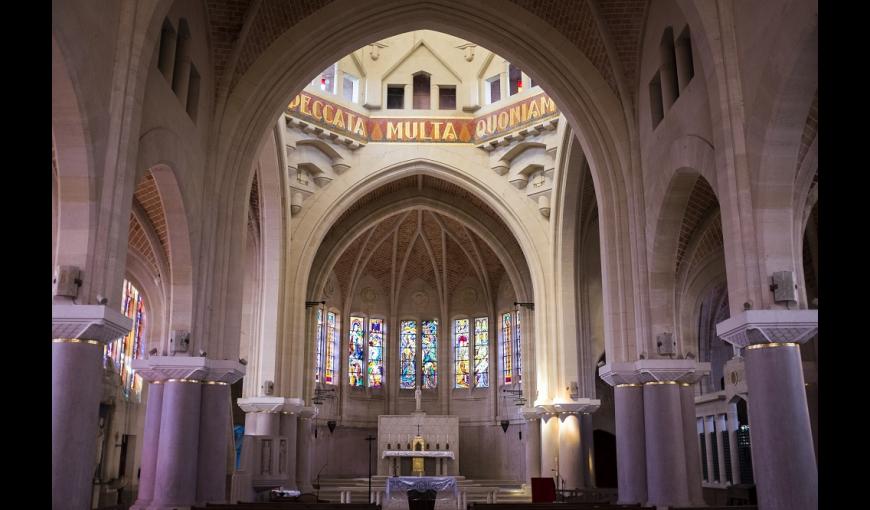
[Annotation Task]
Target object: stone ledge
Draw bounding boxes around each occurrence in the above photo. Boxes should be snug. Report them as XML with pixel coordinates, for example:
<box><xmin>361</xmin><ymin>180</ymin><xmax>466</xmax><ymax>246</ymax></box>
<box><xmin>52</xmin><ymin>305</ymin><xmax>133</xmax><ymax>343</ymax></box>
<box><xmin>598</xmin><ymin>359</ymin><xmax>711</xmax><ymax>386</ymax></box>
<box><xmin>132</xmin><ymin>356</ymin><xmax>245</xmax><ymax>383</ymax></box>
<box><xmin>716</xmin><ymin>309</ymin><xmax>818</xmax><ymax>348</ymax></box>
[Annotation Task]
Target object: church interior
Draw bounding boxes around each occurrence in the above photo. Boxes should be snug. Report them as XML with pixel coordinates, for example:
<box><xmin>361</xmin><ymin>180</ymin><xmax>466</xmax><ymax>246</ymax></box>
<box><xmin>52</xmin><ymin>1</ymin><xmax>818</xmax><ymax>509</ymax></box>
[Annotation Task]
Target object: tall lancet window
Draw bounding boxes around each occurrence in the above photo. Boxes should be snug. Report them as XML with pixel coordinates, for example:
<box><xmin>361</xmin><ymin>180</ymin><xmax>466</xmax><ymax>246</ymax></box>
<box><xmin>502</xmin><ymin>312</ymin><xmax>513</xmax><ymax>384</ymax></box>
<box><xmin>368</xmin><ymin>318</ymin><xmax>385</xmax><ymax>387</ymax></box>
<box><xmin>348</xmin><ymin>316</ymin><xmax>365</xmax><ymax>387</ymax></box>
<box><xmin>455</xmin><ymin>319</ymin><xmax>471</xmax><ymax>388</ymax></box>
<box><xmin>474</xmin><ymin>317</ymin><xmax>489</xmax><ymax>388</ymax></box>
<box><xmin>422</xmin><ymin>320</ymin><xmax>438</xmax><ymax>388</ymax></box>
<box><xmin>314</xmin><ymin>308</ymin><xmax>324</xmax><ymax>382</ymax></box>
<box><xmin>515</xmin><ymin>310</ymin><xmax>522</xmax><ymax>384</ymax></box>
<box><xmin>324</xmin><ymin>311</ymin><xmax>339</xmax><ymax>384</ymax></box>
<box><xmin>104</xmin><ymin>280</ymin><xmax>146</xmax><ymax>401</ymax></box>
<box><xmin>400</xmin><ymin>320</ymin><xmax>417</xmax><ymax>389</ymax></box>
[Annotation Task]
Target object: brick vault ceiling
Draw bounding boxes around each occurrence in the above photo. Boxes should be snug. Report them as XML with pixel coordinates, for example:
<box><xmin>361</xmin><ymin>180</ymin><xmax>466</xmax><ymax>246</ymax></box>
<box><xmin>321</xmin><ymin>176</ymin><xmax>517</xmax><ymax>306</ymax></box>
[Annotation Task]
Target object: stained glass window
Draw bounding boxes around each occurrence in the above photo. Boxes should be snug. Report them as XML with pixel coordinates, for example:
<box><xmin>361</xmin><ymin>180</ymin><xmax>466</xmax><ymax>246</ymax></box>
<box><xmin>348</xmin><ymin>316</ymin><xmax>365</xmax><ymax>387</ymax></box>
<box><xmin>502</xmin><ymin>312</ymin><xmax>513</xmax><ymax>384</ymax></box>
<box><xmin>368</xmin><ymin>318</ymin><xmax>384</xmax><ymax>388</ymax></box>
<box><xmin>104</xmin><ymin>280</ymin><xmax>146</xmax><ymax>401</ymax></box>
<box><xmin>325</xmin><ymin>311</ymin><xmax>338</xmax><ymax>384</ymax></box>
<box><xmin>515</xmin><ymin>310</ymin><xmax>522</xmax><ymax>384</ymax></box>
<box><xmin>474</xmin><ymin>317</ymin><xmax>489</xmax><ymax>388</ymax></box>
<box><xmin>455</xmin><ymin>319</ymin><xmax>471</xmax><ymax>388</ymax></box>
<box><xmin>314</xmin><ymin>308</ymin><xmax>324</xmax><ymax>383</ymax></box>
<box><xmin>422</xmin><ymin>320</ymin><xmax>438</xmax><ymax>389</ymax></box>
<box><xmin>400</xmin><ymin>320</ymin><xmax>417</xmax><ymax>389</ymax></box>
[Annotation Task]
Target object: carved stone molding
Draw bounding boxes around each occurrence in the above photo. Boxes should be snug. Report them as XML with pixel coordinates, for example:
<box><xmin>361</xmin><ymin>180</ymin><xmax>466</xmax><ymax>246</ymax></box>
<box><xmin>52</xmin><ymin>305</ymin><xmax>133</xmax><ymax>344</ymax></box>
<box><xmin>535</xmin><ymin>397</ymin><xmax>600</xmax><ymax>416</ymax></box>
<box><xmin>132</xmin><ymin>356</ymin><xmax>246</xmax><ymax>383</ymax></box>
<box><xmin>598</xmin><ymin>359</ymin><xmax>711</xmax><ymax>386</ymax></box>
<box><xmin>716</xmin><ymin>310</ymin><xmax>819</xmax><ymax>348</ymax></box>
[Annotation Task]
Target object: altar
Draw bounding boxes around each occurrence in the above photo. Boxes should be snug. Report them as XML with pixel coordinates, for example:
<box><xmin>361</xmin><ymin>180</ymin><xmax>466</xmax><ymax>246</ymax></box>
<box><xmin>383</xmin><ymin>476</ymin><xmax>458</xmax><ymax>510</ymax></box>
<box><xmin>377</xmin><ymin>386</ymin><xmax>460</xmax><ymax>476</ymax></box>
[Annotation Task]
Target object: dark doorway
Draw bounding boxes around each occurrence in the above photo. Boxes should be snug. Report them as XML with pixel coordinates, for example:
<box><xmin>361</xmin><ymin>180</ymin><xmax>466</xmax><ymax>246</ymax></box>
<box><xmin>593</xmin><ymin>429</ymin><xmax>617</xmax><ymax>488</ymax></box>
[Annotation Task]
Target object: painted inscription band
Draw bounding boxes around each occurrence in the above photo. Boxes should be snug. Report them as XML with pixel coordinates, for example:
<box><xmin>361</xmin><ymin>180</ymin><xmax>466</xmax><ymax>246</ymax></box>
<box><xmin>287</xmin><ymin>90</ymin><xmax>559</xmax><ymax>143</ymax></box>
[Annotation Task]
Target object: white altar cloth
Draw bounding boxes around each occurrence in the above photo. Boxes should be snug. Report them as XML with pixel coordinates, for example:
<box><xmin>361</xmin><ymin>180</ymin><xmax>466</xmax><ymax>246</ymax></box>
<box><xmin>382</xmin><ymin>450</ymin><xmax>455</xmax><ymax>459</ymax></box>
<box><xmin>384</xmin><ymin>476</ymin><xmax>458</xmax><ymax>510</ymax></box>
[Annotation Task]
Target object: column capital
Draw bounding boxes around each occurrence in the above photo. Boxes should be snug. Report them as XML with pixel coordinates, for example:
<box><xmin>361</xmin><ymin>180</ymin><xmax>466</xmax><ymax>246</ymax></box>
<box><xmin>52</xmin><ymin>304</ymin><xmax>132</xmax><ymax>344</ymax></box>
<box><xmin>132</xmin><ymin>356</ymin><xmax>245</xmax><ymax>383</ymax></box>
<box><xmin>716</xmin><ymin>309</ymin><xmax>818</xmax><ymax>348</ymax></box>
<box><xmin>237</xmin><ymin>396</ymin><xmax>306</xmax><ymax>414</ymax></box>
<box><xmin>599</xmin><ymin>359</ymin><xmax>710</xmax><ymax>386</ymax></box>
<box><xmin>520</xmin><ymin>407</ymin><xmax>543</xmax><ymax>421</ymax></box>
<box><xmin>535</xmin><ymin>398</ymin><xmax>600</xmax><ymax>416</ymax></box>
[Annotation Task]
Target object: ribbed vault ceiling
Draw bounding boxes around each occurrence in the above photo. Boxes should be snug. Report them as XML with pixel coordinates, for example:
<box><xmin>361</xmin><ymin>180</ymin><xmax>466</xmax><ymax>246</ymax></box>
<box><xmin>314</xmin><ymin>176</ymin><xmax>525</xmax><ymax>309</ymax></box>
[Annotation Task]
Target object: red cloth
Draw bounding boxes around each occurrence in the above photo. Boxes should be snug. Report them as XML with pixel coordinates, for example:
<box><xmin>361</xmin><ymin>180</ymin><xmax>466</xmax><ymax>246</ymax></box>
<box><xmin>531</xmin><ymin>477</ymin><xmax>556</xmax><ymax>503</ymax></box>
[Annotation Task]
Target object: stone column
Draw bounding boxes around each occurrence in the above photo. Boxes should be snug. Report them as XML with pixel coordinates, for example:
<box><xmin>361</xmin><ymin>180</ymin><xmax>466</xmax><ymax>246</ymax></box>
<box><xmin>600</xmin><ymin>359</ymin><xmax>709</xmax><ymax>507</ymax></box>
<box><xmin>540</xmin><ymin>413</ymin><xmax>560</xmax><ymax>485</ymax></box>
<box><xmin>131</xmin><ymin>356</ymin><xmax>245</xmax><ymax>510</ymax></box>
<box><xmin>196</xmin><ymin>381</ymin><xmax>232</xmax><ymax>504</ymax></box>
<box><xmin>130</xmin><ymin>382</ymin><xmax>164</xmax><ymax>510</ymax></box>
<box><xmin>280</xmin><ymin>412</ymin><xmax>299</xmax><ymax>490</ymax></box>
<box><xmin>558</xmin><ymin>413</ymin><xmax>582</xmax><ymax>490</ymax></box>
<box><xmin>703</xmin><ymin>415</ymin><xmax>716</xmax><ymax>483</ymax></box>
<box><xmin>579</xmin><ymin>413</ymin><xmax>595</xmax><ymax>488</ymax></box>
<box><xmin>150</xmin><ymin>378</ymin><xmax>202</xmax><ymax>510</ymax></box>
<box><xmin>297</xmin><ymin>408</ymin><xmax>316</xmax><ymax>493</ymax></box>
<box><xmin>680</xmin><ymin>383</ymin><xmax>705</xmax><ymax>505</ymax></box>
<box><xmin>644</xmin><ymin>381</ymin><xmax>690</xmax><ymax>508</ymax></box>
<box><xmin>718</xmin><ymin>310</ymin><xmax>818</xmax><ymax>510</ymax></box>
<box><xmin>521</xmin><ymin>408</ymin><xmax>542</xmax><ymax>483</ymax></box>
<box><xmin>726</xmin><ymin>405</ymin><xmax>742</xmax><ymax>484</ymax></box>
<box><xmin>552</xmin><ymin>399</ymin><xmax>600</xmax><ymax>491</ymax></box>
<box><xmin>613</xmin><ymin>384</ymin><xmax>646</xmax><ymax>505</ymax></box>
<box><xmin>53</xmin><ymin>305</ymin><xmax>132</xmax><ymax>510</ymax></box>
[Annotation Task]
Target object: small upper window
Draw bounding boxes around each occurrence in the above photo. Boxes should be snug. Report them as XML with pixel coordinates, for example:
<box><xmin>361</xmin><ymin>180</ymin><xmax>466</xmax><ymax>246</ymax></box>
<box><xmin>387</xmin><ymin>85</ymin><xmax>405</xmax><ymax>109</ymax></box>
<box><xmin>343</xmin><ymin>73</ymin><xmax>360</xmax><ymax>103</ymax></box>
<box><xmin>509</xmin><ymin>64</ymin><xmax>523</xmax><ymax>95</ymax></box>
<box><xmin>438</xmin><ymin>86</ymin><xmax>456</xmax><ymax>110</ymax></box>
<box><xmin>485</xmin><ymin>75</ymin><xmax>501</xmax><ymax>104</ymax></box>
<box><xmin>413</xmin><ymin>73</ymin><xmax>431</xmax><ymax>109</ymax></box>
<box><xmin>317</xmin><ymin>65</ymin><xmax>337</xmax><ymax>94</ymax></box>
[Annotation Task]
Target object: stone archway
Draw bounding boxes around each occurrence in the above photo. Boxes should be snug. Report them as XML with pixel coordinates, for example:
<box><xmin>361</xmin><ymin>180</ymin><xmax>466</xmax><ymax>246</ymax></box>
<box><xmin>203</xmin><ymin>1</ymin><xmax>647</xmax><ymax>372</ymax></box>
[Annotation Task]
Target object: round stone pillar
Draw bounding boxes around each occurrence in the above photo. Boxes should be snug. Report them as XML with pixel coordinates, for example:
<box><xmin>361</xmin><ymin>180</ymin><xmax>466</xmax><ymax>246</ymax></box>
<box><xmin>580</xmin><ymin>413</ymin><xmax>595</xmax><ymax>488</ymax></box>
<box><xmin>744</xmin><ymin>342</ymin><xmax>817</xmax><ymax>510</ymax></box>
<box><xmin>680</xmin><ymin>383</ymin><xmax>705</xmax><ymax>506</ymax></box>
<box><xmin>280</xmin><ymin>413</ymin><xmax>299</xmax><ymax>490</ymax></box>
<box><xmin>150</xmin><ymin>379</ymin><xmax>203</xmax><ymax>510</ymax></box>
<box><xmin>130</xmin><ymin>382</ymin><xmax>165</xmax><ymax>510</ymax></box>
<box><xmin>521</xmin><ymin>410</ymin><xmax>542</xmax><ymax>482</ymax></box>
<box><xmin>643</xmin><ymin>381</ymin><xmax>690</xmax><ymax>508</ymax></box>
<box><xmin>196</xmin><ymin>382</ymin><xmax>231</xmax><ymax>504</ymax></box>
<box><xmin>296</xmin><ymin>412</ymin><xmax>315</xmax><ymax>493</ymax></box>
<box><xmin>257</xmin><ymin>412</ymin><xmax>281</xmax><ymax>436</ymax></box>
<box><xmin>52</xmin><ymin>339</ymin><xmax>106</xmax><ymax>510</ymax></box>
<box><xmin>613</xmin><ymin>384</ymin><xmax>646</xmax><ymax>505</ymax></box>
<box><xmin>558</xmin><ymin>413</ymin><xmax>582</xmax><ymax>490</ymax></box>
<box><xmin>717</xmin><ymin>309</ymin><xmax>819</xmax><ymax>510</ymax></box>
<box><xmin>540</xmin><ymin>414</ymin><xmax>560</xmax><ymax>484</ymax></box>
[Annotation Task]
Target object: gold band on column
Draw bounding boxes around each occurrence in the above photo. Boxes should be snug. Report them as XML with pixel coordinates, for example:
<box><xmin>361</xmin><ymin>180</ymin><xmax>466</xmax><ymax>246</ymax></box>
<box><xmin>52</xmin><ymin>338</ymin><xmax>101</xmax><ymax>345</ymax></box>
<box><xmin>151</xmin><ymin>381</ymin><xmax>164</xmax><ymax>385</ymax></box>
<box><xmin>165</xmin><ymin>378</ymin><xmax>203</xmax><ymax>384</ymax></box>
<box><xmin>679</xmin><ymin>383</ymin><xmax>692</xmax><ymax>387</ymax></box>
<box><xmin>644</xmin><ymin>381</ymin><xmax>678</xmax><ymax>386</ymax></box>
<box><xmin>746</xmin><ymin>342</ymin><xmax>798</xmax><ymax>350</ymax></box>
<box><xmin>615</xmin><ymin>383</ymin><xmax>642</xmax><ymax>388</ymax></box>
<box><xmin>204</xmin><ymin>381</ymin><xmax>229</xmax><ymax>386</ymax></box>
